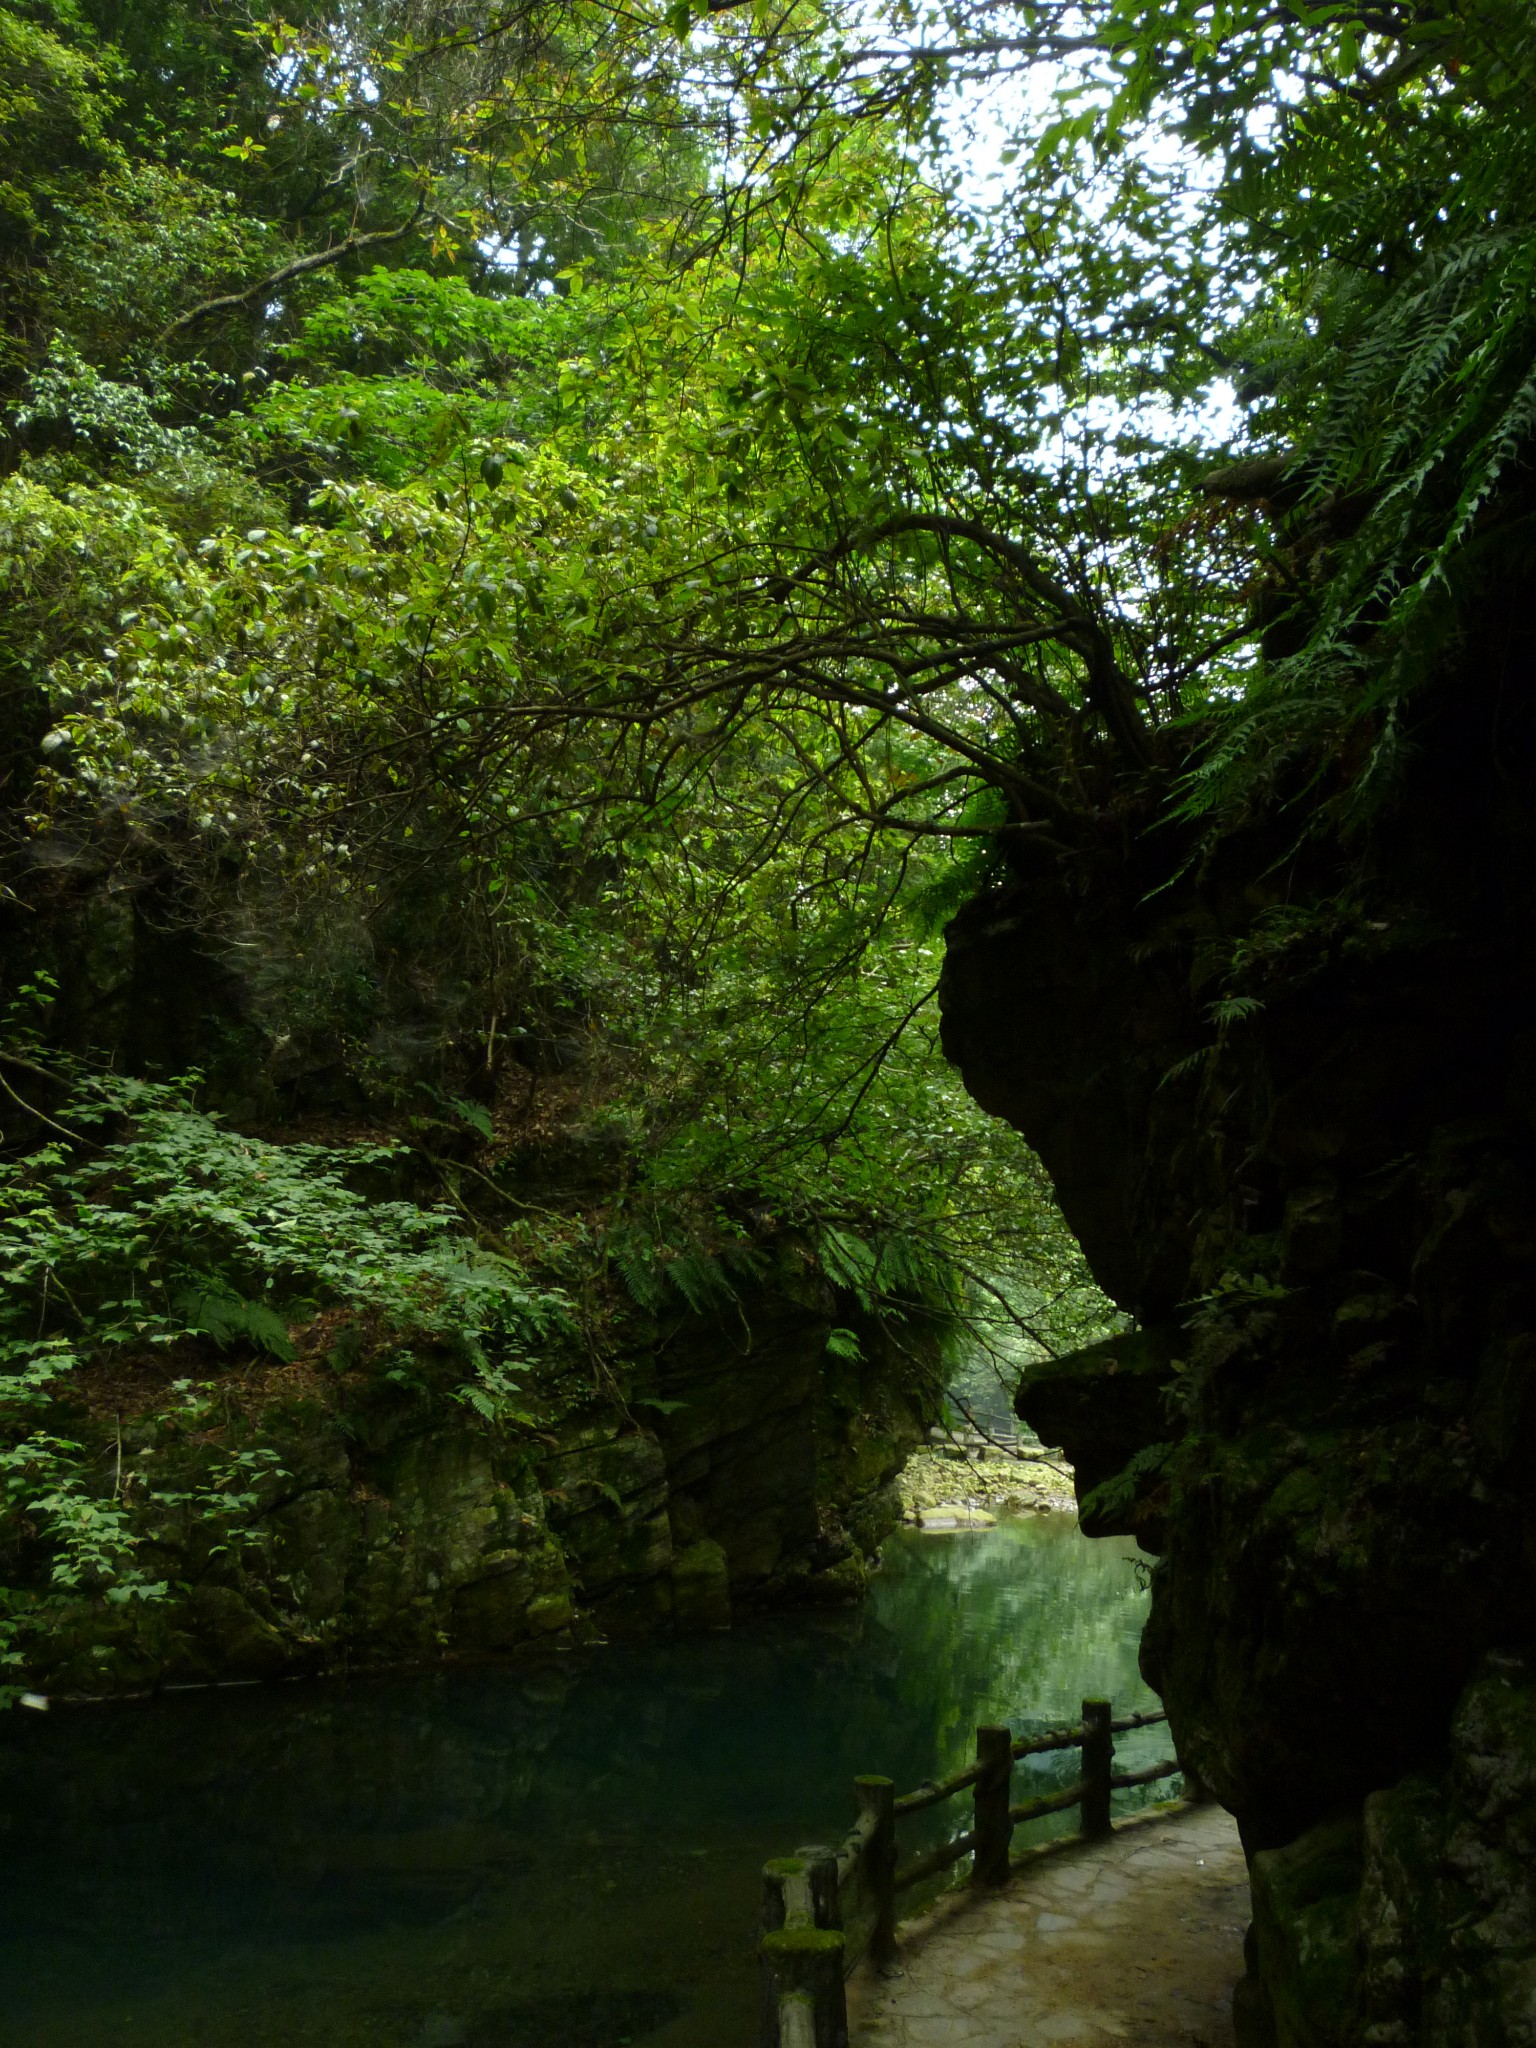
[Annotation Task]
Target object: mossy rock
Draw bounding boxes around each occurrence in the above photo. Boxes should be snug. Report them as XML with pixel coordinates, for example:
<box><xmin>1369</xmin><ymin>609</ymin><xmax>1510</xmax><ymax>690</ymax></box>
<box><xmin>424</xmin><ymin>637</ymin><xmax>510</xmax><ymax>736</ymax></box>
<box><xmin>1014</xmin><ymin>1322</ymin><xmax>1183</xmax><ymax>1498</ymax></box>
<box><xmin>1357</xmin><ymin>1654</ymin><xmax>1536</xmax><ymax>2046</ymax></box>
<box><xmin>671</xmin><ymin>1537</ymin><xmax>731</xmax><ymax>1632</ymax></box>
<box><xmin>1250</xmin><ymin>1814</ymin><xmax>1363</xmax><ymax>2048</ymax></box>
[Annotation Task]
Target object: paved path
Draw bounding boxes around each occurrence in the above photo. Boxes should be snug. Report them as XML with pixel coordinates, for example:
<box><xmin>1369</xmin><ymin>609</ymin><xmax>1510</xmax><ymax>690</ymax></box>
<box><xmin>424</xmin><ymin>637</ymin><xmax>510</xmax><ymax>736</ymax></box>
<box><xmin>846</xmin><ymin>1803</ymin><xmax>1248</xmax><ymax>2048</ymax></box>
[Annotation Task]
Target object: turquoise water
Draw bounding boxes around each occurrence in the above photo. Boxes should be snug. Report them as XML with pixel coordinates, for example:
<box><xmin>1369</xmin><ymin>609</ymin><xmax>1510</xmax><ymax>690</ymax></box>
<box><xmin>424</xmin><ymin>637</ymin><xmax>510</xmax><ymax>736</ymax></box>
<box><xmin>0</xmin><ymin>1517</ymin><xmax>1166</xmax><ymax>2048</ymax></box>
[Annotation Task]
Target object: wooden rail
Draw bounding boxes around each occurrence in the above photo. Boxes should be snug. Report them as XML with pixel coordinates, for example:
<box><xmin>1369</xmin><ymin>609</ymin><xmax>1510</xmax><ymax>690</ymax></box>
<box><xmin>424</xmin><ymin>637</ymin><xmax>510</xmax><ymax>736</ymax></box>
<box><xmin>757</xmin><ymin>1698</ymin><xmax>1184</xmax><ymax>2047</ymax></box>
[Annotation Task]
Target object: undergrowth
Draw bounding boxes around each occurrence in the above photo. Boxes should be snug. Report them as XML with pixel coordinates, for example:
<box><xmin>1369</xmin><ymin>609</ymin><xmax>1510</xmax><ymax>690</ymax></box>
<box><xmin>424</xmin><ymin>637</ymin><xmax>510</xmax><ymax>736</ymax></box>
<box><xmin>0</xmin><ymin>1051</ymin><xmax>571</xmax><ymax>1697</ymax></box>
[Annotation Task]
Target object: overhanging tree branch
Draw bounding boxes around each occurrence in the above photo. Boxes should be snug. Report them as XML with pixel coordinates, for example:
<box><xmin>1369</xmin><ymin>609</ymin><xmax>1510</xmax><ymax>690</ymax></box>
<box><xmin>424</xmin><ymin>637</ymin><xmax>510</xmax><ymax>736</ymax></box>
<box><xmin>158</xmin><ymin>205</ymin><xmax>433</xmax><ymax>343</ymax></box>
<box><xmin>864</xmin><ymin>514</ymin><xmax>1157</xmax><ymax>771</ymax></box>
<box><xmin>753</xmin><ymin>512</ymin><xmax>1156</xmax><ymax>772</ymax></box>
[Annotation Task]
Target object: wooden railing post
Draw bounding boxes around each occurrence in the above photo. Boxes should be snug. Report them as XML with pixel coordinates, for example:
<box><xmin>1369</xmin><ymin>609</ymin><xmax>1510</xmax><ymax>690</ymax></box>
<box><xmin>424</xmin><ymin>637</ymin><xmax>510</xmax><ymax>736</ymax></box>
<box><xmin>759</xmin><ymin>1854</ymin><xmax>848</xmax><ymax>2048</ymax></box>
<box><xmin>759</xmin><ymin>1926</ymin><xmax>846</xmax><ymax>2048</ymax></box>
<box><xmin>972</xmin><ymin>1724</ymin><xmax>1013</xmax><ymax>1885</ymax></box>
<box><xmin>759</xmin><ymin>1858</ymin><xmax>794</xmax><ymax>2048</ymax></box>
<box><xmin>779</xmin><ymin>1991</ymin><xmax>817</xmax><ymax>2048</ymax></box>
<box><xmin>1080</xmin><ymin>1698</ymin><xmax>1113</xmax><ymax>1840</ymax></box>
<box><xmin>855</xmin><ymin>1774</ymin><xmax>897</xmax><ymax>1969</ymax></box>
<box><xmin>799</xmin><ymin>1844</ymin><xmax>842</xmax><ymax>1930</ymax></box>
<box><xmin>803</xmin><ymin>1846</ymin><xmax>849</xmax><ymax>2047</ymax></box>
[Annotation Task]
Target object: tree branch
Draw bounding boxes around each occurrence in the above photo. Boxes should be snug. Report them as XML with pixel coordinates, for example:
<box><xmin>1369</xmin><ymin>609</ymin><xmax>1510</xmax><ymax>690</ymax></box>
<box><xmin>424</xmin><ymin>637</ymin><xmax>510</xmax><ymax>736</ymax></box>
<box><xmin>855</xmin><ymin>812</ymin><xmax>1066</xmax><ymax>849</ymax></box>
<box><xmin>158</xmin><ymin>206</ymin><xmax>431</xmax><ymax>344</ymax></box>
<box><xmin>762</xmin><ymin>512</ymin><xmax>1155</xmax><ymax>771</ymax></box>
<box><xmin>864</xmin><ymin>513</ymin><xmax>1157</xmax><ymax>771</ymax></box>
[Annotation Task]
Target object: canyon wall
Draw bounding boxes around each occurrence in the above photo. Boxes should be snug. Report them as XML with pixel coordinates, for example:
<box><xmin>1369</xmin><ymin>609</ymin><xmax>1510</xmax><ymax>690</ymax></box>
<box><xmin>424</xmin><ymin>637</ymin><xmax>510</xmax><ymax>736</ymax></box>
<box><xmin>0</xmin><ymin>766</ymin><xmax>938</xmax><ymax>1696</ymax></box>
<box><xmin>18</xmin><ymin>1270</ymin><xmax>929</xmax><ymax>1697</ymax></box>
<box><xmin>939</xmin><ymin>594</ymin><xmax>1536</xmax><ymax>2043</ymax></box>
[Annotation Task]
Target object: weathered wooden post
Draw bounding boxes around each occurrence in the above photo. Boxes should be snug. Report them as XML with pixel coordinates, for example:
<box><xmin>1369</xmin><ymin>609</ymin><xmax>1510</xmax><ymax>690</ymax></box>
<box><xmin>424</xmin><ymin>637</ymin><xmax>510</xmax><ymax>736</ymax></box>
<box><xmin>778</xmin><ymin>1989</ymin><xmax>819</xmax><ymax>2048</ymax></box>
<box><xmin>759</xmin><ymin>1858</ymin><xmax>795</xmax><ymax>2048</ymax></box>
<box><xmin>972</xmin><ymin>1724</ymin><xmax>1013</xmax><ymax>1885</ymax></box>
<box><xmin>759</xmin><ymin>1855</ymin><xmax>849</xmax><ymax>2048</ymax></box>
<box><xmin>799</xmin><ymin>1844</ymin><xmax>842</xmax><ymax>1930</ymax></box>
<box><xmin>1080</xmin><ymin>1697</ymin><xmax>1113</xmax><ymax>1839</ymax></box>
<box><xmin>855</xmin><ymin>1774</ymin><xmax>897</xmax><ymax>1969</ymax></box>
<box><xmin>759</xmin><ymin>1927</ymin><xmax>847</xmax><ymax>2048</ymax></box>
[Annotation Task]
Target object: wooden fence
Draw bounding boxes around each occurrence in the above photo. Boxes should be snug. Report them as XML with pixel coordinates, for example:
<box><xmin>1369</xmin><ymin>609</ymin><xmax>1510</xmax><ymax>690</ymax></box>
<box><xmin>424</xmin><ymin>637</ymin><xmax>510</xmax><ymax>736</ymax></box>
<box><xmin>757</xmin><ymin>1698</ymin><xmax>1182</xmax><ymax>2048</ymax></box>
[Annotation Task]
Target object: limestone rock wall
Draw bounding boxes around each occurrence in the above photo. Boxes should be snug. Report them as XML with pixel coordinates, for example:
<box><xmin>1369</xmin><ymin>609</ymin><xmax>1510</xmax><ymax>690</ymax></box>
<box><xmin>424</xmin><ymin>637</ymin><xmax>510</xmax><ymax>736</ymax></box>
<box><xmin>937</xmin><ymin>592</ymin><xmax>1536</xmax><ymax>2041</ymax></box>
<box><xmin>0</xmin><ymin>818</ymin><xmax>939</xmax><ymax>1696</ymax></box>
<box><xmin>19</xmin><ymin>1285</ymin><xmax>932</xmax><ymax>1697</ymax></box>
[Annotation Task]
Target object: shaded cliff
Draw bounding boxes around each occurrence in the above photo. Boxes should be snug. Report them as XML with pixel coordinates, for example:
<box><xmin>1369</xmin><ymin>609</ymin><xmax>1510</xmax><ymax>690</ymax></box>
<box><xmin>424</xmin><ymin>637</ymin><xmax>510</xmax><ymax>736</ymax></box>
<box><xmin>939</xmin><ymin>578</ymin><xmax>1536</xmax><ymax>2041</ymax></box>
<box><xmin>0</xmin><ymin>851</ymin><xmax>949</xmax><ymax>1694</ymax></box>
<box><xmin>11</xmin><ymin>1262</ymin><xmax>932</xmax><ymax>1696</ymax></box>
<box><xmin>1</xmin><ymin>623</ymin><xmax>980</xmax><ymax>1695</ymax></box>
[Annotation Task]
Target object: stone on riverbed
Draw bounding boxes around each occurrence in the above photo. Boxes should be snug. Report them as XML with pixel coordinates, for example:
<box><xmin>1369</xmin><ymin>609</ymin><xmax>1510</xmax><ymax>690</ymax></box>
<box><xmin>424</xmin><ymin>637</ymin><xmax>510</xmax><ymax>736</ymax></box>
<box><xmin>899</xmin><ymin>1441</ymin><xmax>1076</xmax><ymax>1524</ymax></box>
<box><xmin>917</xmin><ymin>1502</ymin><xmax>997</xmax><ymax>1530</ymax></box>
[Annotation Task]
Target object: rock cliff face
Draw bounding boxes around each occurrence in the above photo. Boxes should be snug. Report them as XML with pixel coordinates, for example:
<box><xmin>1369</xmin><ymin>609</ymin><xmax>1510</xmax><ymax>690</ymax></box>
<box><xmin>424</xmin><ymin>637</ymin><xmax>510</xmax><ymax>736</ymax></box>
<box><xmin>938</xmin><ymin>594</ymin><xmax>1536</xmax><ymax>2043</ymax></box>
<box><xmin>18</xmin><ymin>1277</ymin><xmax>931</xmax><ymax>1697</ymax></box>
<box><xmin>0</xmin><ymin>806</ymin><xmax>938</xmax><ymax>1695</ymax></box>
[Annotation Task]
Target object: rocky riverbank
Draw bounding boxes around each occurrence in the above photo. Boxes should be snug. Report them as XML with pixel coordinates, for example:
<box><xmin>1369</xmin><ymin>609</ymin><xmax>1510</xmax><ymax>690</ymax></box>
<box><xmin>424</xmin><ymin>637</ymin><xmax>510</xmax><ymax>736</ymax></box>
<box><xmin>897</xmin><ymin>1433</ymin><xmax>1076</xmax><ymax>1526</ymax></box>
<box><xmin>11</xmin><ymin>1270</ymin><xmax>940</xmax><ymax>1699</ymax></box>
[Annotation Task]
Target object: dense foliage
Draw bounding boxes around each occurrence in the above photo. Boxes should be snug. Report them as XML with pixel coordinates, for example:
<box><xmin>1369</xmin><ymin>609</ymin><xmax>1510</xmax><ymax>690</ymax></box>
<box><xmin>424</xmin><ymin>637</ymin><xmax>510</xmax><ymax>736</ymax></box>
<box><xmin>2</xmin><ymin>0</ymin><xmax>1531</xmax><ymax>1660</ymax></box>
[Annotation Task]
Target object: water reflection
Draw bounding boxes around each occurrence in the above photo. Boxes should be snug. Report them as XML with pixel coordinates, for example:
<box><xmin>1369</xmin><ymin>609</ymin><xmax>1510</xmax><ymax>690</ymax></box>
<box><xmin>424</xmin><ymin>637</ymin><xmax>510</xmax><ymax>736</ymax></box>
<box><xmin>0</xmin><ymin>1517</ymin><xmax>1163</xmax><ymax>2048</ymax></box>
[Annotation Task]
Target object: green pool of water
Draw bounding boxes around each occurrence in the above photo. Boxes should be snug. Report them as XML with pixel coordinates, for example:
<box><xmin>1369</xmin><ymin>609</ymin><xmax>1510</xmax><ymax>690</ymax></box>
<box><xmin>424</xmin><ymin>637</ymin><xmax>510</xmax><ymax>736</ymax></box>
<box><xmin>0</xmin><ymin>1516</ymin><xmax>1167</xmax><ymax>2048</ymax></box>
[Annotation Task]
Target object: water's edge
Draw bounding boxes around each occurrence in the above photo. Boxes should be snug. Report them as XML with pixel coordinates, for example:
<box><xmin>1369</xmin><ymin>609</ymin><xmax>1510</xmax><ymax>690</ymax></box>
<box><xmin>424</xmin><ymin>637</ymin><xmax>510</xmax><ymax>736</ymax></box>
<box><xmin>0</xmin><ymin>1518</ymin><xmax>1165</xmax><ymax>2048</ymax></box>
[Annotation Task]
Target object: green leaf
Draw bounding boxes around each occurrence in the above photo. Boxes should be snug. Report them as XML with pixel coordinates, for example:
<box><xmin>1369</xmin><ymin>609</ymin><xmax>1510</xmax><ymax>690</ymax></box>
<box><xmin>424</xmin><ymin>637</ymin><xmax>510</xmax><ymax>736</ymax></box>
<box><xmin>172</xmin><ymin>1286</ymin><xmax>295</xmax><ymax>1362</ymax></box>
<box><xmin>446</xmin><ymin>1093</ymin><xmax>494</xmax><ymax>1140</ymax></box>
<box><xmin>1077</xmin><ymin>1443</ymin><xmax>1174</xmax><ymax>1524</ymax></box>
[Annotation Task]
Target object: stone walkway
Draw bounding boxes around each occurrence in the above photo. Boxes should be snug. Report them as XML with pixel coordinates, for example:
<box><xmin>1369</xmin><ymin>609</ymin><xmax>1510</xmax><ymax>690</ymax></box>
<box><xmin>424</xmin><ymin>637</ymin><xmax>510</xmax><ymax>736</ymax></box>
<box><xmin>846</xmin><ymin>1803</ymin><xmax>1249</xmax><ymax>2048</ymax></box>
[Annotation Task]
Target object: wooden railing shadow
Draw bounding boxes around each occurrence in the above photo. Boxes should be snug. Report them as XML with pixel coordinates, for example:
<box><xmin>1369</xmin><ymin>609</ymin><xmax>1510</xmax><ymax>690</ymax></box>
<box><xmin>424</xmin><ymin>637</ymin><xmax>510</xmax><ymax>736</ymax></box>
<box><xmin>757</xmin><ymin>1698</ymin><xmax>1184</xmax><ymax>2048</ymax></box>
